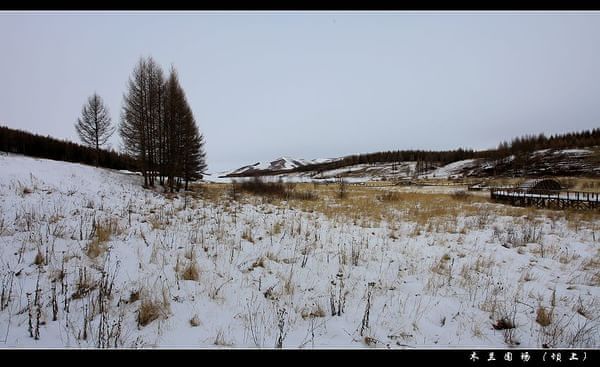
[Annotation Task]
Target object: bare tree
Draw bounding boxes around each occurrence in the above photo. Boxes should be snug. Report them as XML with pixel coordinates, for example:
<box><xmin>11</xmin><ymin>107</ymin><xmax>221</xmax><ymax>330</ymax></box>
<box><xmin>163</xmin><ymin>67</ymin><xmax>207</xmax><ymax>192</ymax></box>
<box><xmin>180</xmin><ymin>110</ymin><xmax>207</xmax><ymax>191</ymax></box>
<box><xmin>75</xmin><ymin>93</ymin><xmax>115</xmax><ymax>166</ymax></box>
<box><xmin>120</xmin><ymin>57</ymin><xmax>164</xmax><ymax>187</ymax></box>
<box><xmin>121</xmin><ymin>57</ymin><xmax>206</xmax><ymax>189</ymax></box>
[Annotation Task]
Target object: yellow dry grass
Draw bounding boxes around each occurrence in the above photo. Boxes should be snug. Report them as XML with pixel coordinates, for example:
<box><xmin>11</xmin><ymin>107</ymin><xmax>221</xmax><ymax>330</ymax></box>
<box><xmin>86</xmin><ymin>217</ymin><xmax>121</xmax><ymax>259</ymax></box>
<box><xmin>197</xmin><ymin>182</ymin><xmax>599</xmax><ymax>229</ymax></box>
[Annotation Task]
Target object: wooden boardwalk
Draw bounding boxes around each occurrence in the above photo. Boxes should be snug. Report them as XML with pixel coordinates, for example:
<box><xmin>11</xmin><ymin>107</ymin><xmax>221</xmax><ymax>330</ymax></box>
<box><xmin>490</xmin><ymin>188</ymin><xmax>600</xmax><ymax>211</ymax></box>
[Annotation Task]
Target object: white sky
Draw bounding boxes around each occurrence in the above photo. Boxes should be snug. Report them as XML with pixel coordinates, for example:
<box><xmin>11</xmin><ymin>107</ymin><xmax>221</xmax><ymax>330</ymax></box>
<box><xmin>1</xmin><ymin>11</ymin><xmax>600</xmax><ymax>172</ymax></box>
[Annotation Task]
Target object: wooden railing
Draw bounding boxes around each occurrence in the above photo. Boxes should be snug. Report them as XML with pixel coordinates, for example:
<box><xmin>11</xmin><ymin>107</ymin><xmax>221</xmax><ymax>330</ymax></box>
<box><xmin>490</xmin><ymin>188</ymin><xmax>600</xmax><ymax>210</ymax></box>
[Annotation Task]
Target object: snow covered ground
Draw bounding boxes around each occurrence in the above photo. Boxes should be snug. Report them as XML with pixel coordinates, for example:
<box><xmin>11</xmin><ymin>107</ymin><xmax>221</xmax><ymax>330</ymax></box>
<box><xmin>0</xmin><ymin>154</ymin><xmax>598</xmax><ymax>348</ymax></box>
<box><xmin>420</xmin><ymin>159</ymin><xmax>479</xmax><ymax>179</ymax></box>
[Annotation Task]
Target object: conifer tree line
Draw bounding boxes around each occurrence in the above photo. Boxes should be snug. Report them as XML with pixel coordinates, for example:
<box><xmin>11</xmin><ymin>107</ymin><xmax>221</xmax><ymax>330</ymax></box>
<box><xmin>119</xmin><ymin>56</ymin><xmax>207</xmax><ymax>191</ymax></box>
<box><xmin>0</xmin><ymin>125</ymin><xmax>136</xmax><ymax>171</ymax></box>
<box><xmin>495</xmin><ymin>128</ymin><xmax>600</xmax><ymax>155</ymax></box>
<box><xmin>231</xmin><ymin>128</ymin><xmax>600</xmax><ymax>177</ymax></box>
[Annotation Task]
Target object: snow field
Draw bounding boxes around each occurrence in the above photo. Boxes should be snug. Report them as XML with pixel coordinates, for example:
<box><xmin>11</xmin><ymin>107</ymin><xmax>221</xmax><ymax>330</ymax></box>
<box><xmin>0</xmin><ymin>154</ymin><xmax>598</xmax><ymax>348</ymax></box>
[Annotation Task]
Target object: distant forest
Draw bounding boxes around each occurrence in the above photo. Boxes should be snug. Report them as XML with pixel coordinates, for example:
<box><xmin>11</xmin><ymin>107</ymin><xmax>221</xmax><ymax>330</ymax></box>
<box><xmin>1</xmin><ymin>124</ymin><xmax>599</xmax><ymax>177</ymax></box>
<box><xmin>289</xmin><ymin>128</ymin><xmax>600</xmax><ymax>175</ymax></box>
<box><xmin>0</xmin><ymin>125</ymin><xmax>137</xmax><ymax>171</ymax></box>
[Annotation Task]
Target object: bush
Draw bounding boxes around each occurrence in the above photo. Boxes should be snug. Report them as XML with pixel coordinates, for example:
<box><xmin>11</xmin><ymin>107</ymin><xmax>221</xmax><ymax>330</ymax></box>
<box><xmin>378</xmin><ymin>191</ymin><xmax>401</xmax><ymax>202</ymax></box>
<box><xmin>536</xmin><ymin>306</ymin><xmax>553</xmax><ymax>327</ymax></box>
<box><xmin>451</xmin><ymin>190</ymin><xmax>470</xmax><ymax>201</ymax></box>
<box><xmin>237</xmin><ymin>177</ymin><xmax>287</xmax><ymax>197</ymax></box>
<box><xmin>235</xmin><ymin>177</ymin><xmax>318</xmax><ymax>201</ymax></box>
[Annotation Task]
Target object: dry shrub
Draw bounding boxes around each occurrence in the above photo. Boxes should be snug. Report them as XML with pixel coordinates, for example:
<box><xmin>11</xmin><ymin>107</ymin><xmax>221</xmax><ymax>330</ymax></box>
<box><xmin>288</xmin><ymin>190</ymin><xmax>318</xmax><ymax>201</ymax></box>
<box><xmin>237</xmin><ymin>177</ymin><xmax>287</xmax><ymax>197</ymax></box>
<box><xmin>242</xmin><ymin>227</ymin><xmax>254</xmax><ymax>243</ymax></box>
<box><xmin>378</xmin><ymin>191</ymin><xmax>401</xmax><ymax>202</ymax></box>
<box><xmin>536</xmin><ymin>306</ymin><xmax>553</xmax><ymax>327</ymax></box>
<box><xmin>492</xmin><ymin>317</ymin><xmax>515</xmax><ymax>330</ymax></box>
<box><xmin>137</xmin><ymin>290</ymin><xmax>170</xmax><ymax>327</ymax></box>
<box><xmin>251</xmin><ymin>257</ymin><xmax>266</xmax><ymax>269</ymax></box>
<box><xmin>451</xmin><ymin>190</ymin><xmax>470</xmax><ymax>201</ymax></box>
<box><xmin>86</xmin><ymin>240</ymin><xmax>106</xmax><ymax>259</ymax></box>
<box><xmin>129</xmin><ymin>289</ymin><xmax>140</xmax><ymax>303</ymax></box>
<box><xmin>34</xmin><ymin>250</ymin><xmax>45</xmax><ymax>266</ymax></box>
<box><xmin>235</xmin><ymin>177</ymin><xmax>317</xmax><ymax>201</ymax></box>
<box><xmin>138</xmin><ymin>299</ymin><xmax>162</xmax><ymax>327</ymax></box>
<box><xmin>363</xmin><ymin>336</ymin><xmax>377</xmax><ymax>346</ymax></box>
<box><xmin>337</xmin><ymin>178</ymin><xmax>348</xmax><ymax>200</ymax></box>
<box><xmin>190</xmin><ymin>315</ymin><xmax>201</xmax><ymax>327</ymax></box>
<box><xmin>181</xmin><ymin>261</ymin><xmax>200</xmax><ymax>281</ymax></box>
<box><xmin>431</xmin><ymin>255</ymin><xmax>451</xmax><ymax>276</ymax></box>
<box><xmin>148</xmin><ymin>216</ymin><xmax>163</xmax><ymax>230</ymax></box>
<box><xmin>300</xmin><ymin>304</ymin><xmax>327</xmax><ymax>319</ymax></box>
<box><xmin>272</xmin><ymin>222</ymin><xmax>283</xmax><ymax>235</ymax></box>
<box><xmin>87</xmin><ymin>218</ymin><xmax>121</xmax><ymax>259</ymax></box>
<box><xmin>71</xmin><ymin>268</ymin><xmax>97</xmax><ymax>299</ymax></box>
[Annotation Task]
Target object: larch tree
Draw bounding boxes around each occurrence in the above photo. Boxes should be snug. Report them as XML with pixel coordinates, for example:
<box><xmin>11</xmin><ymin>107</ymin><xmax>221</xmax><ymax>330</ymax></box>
<box><xmin>120</xmin><ymin>56</ymin><xmax>165</xmax><ymax>187</ymax></box>
<box><xmin>164</xmin><ymin>67</ymin><xmax>207</xmax><ymax>191</ymax></box>
<box><xmin>74</xmin><ymin>93</ymin><xmax>115</xmax><ymax>166</ymax></box>
<box><xmin>180</xmin><ymin>107</ymin><xmax>207</xmax><ymax>190</ymax></box>
<box><xmin>120</xmin><ymin>56</ymin><xmax>206</xmax><ymax>190</ymax></box>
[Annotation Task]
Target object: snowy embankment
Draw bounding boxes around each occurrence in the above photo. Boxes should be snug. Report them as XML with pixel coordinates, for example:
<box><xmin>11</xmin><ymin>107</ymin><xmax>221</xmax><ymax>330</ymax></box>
<box><xmin>0</xmin><ymin>154</ymin><xmax>598</xmax><ymax>348</ymax></box>
<box><xmin>420</xmin><ymin>159</ymin><xmax>479</xmax><ymax>179</ymax></box>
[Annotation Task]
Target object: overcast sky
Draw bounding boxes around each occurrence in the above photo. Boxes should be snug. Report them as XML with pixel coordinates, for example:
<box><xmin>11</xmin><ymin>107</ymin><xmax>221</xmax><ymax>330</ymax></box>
<box><xmin>1</xmin><ymin>11</ymin><xmax>600</xmax><ymax>173</ymax></box>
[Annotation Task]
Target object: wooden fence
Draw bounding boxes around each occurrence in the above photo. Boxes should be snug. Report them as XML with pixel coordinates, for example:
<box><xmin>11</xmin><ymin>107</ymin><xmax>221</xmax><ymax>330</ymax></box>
<box><xmin>490</xmin><ymin>188</ymin><xmax>600</xmax><ymax>211</ymax></box>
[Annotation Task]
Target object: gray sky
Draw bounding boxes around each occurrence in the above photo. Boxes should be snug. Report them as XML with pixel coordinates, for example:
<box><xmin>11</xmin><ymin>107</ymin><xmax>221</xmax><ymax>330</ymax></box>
<box><xmin>1</xmin><ymin>11</ymin><xmax>600</xmax><ymax>173</ymax></box>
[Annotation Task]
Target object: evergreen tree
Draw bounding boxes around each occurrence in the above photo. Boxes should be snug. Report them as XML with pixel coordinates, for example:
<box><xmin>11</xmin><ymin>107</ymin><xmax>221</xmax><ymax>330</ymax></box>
<box><xmin>74</xmin><ymin>93</ymin><xmax>115</xmax><ymax>166</ymax></box>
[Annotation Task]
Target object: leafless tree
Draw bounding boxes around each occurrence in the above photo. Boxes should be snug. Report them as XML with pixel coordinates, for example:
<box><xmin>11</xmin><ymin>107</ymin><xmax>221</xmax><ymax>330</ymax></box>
<box><xmin>121</xmin><ymin>57</ymin><xmax>206</xmax><ymax>189</ymax></box>
<box><xmin>75</xmin><ymin>93</ymin><xmax>115</xmax><ymax>166</ymax></box>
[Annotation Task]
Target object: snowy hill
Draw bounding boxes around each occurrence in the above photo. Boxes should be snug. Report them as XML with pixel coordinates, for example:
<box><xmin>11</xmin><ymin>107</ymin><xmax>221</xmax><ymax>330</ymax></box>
<box><xmin>224</xmin><ymin>156</ymin><xmax>338</xmax><ymax>177</ymax></box>
<box><xmin>220</xmin><ymin>147</ymin><xmax>599</xmax><ymax>182</ymax></box>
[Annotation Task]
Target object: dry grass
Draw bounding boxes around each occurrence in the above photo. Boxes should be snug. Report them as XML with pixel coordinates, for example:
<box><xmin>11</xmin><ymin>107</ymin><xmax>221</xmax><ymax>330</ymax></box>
<box><xmin>86</xmin><ymin>240</ymin><xmax>106</xmax><ymax>259</ymax></box>
<box><xmin>138</xmin><ymin>299</ymin><xmax>162</xmax><ymax>327</ymax></box>
<box><xmin>251</xmin><ymin>256</ymin><xmax>266</xmax><ymax>269</ymax></box>
<box><xmin>377</xmin><ymin>191</ymin><xmax>401</xmax><ymax>202</ymax></box>
<box><xmin>201</xmin><ymin>181</ymin><xmax>597</xmax><ymax>233</ymax></box>
<box><xmin>86</xmin><ymin>218</ymin><xmax>121</xmax><ymax>259</ymax></box>
<box><xmin>34</xmin><ymin>249</ymin><xmax>45</xmax><ymax>266</ymax></box>
<box><xmin>536</xmin><ymin>306</ymin><xmax>553</xmax><ymax>327</ymax></box>
<box><xmin>208</xmin><ymin>182</ymin><xmax>487</xmax><ymax>225</ymax></box>
<box><xmin>242</xmin><ymin>227</ymin><xmax>254</xmax><ymax>243</ymax></box>
<box><xmin>181</xmin><ymin>261</ymin><xmax>200</xmax><ymax>281</ymax></box>
<box><xmin>137</xmin><ymin>290</ymin><xmax>170</xmax><ymax>327</ymax></box>
<box><xmin>559</xmin><ymin>177</ymin><xmax>600</xmax><ymax>191</ymax></box>
<box><xmin>581</xmin><ymin>250</ymin><xmax>600</xmax><ymax>271</ymax></box>
<box><xmin>300</xmin><ymin>303</ymin><xmax>327</xmax><ymax>319</ymax></box>
<box><xmin>451</xmin><ymin>190</ymin><xmax>471</xmax><ymax>201</ymax></box>
<box><xmin>492</xmin><ymin>317</ymin><xmax>515</xmax><ymax>330</ymax></box>
<box><xmin>71</xmin><ymin>268</ymin><xmax>97</xmax><ymax>300</ymax></box>
<box><xmin>190</xmin><ymin>314</ymin><xmax>201</xmax><ymax>327</ymax></box>
<box><xmin>128</xmin><ymin>289</ymin><xmax>140</xmax><ymax>304</ymax></box>
<box><xmin>431</xmin><ymin>255</ymin><xmax>451</xmax><ymax>276</ymax></box>
<box><xmin>272</xmin><ymin>221</ymin><xmax>283</xmax><ymax>235</ymax></box>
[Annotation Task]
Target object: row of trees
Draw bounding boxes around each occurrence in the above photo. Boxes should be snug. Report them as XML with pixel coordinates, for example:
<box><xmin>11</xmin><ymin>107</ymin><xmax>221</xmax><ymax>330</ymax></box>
<box><xmin>0</xmin><ymin>125</ymin><xmax>136</xmax><ymax>171</ymax></box>
<box><xmin>75</xmin><ymin>56</ymin><xmax>207</xmax><ymax>191</ymax></box>
<box><xmin>286</xmin><ymin>148</ymin><xmax>476</xmax><ymax>176</ymax></box>
<box><xmin>496</xmin><ymin>128</ymin><xmax>600</xmax><ymax>155</ymax></box>
<box><xmin>119</xmin><ymin>57</ymin><xmax>206</xmax><ymax>191</ymax></box>
<box><xmin>283</xmin><ymin>129</ymin><xmax>600</xmax><ymax>176</ymax></box>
